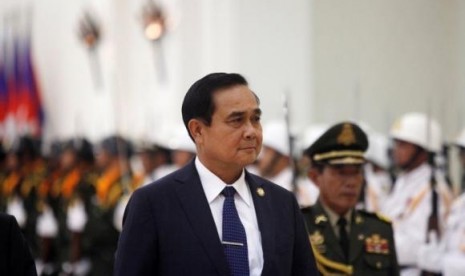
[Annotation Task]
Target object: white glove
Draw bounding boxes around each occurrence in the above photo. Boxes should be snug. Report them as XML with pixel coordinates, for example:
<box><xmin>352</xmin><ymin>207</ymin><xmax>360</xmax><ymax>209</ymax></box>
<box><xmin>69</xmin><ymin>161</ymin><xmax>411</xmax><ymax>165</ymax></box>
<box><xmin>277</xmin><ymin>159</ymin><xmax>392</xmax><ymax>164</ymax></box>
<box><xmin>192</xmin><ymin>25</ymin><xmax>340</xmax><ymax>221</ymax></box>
<box><xmin>73</xmin><ymin>259</ymin><xmax>92</xmax><ymax>276</ymax></box>
<box><xmin>36</xmin><ymin>205</ymin><xmax>59</xmax><ymax>238</ymax></box>
<box><xmin>6</xmin><ymin>196</ymin><xmax>27</xmax><ymax>228</ymax></box>
<box><xmin>113</xmin><ymin>195</ymin><xmax>129</xmax><ymax>232</ymax></box>
<box><xmin>67</xmin><ymin>199</ymin><xmax>88</xmax><ymax>232</ymax></box>
<box><xmin>417</xmin><ymin>231</ymin><xmax>444</xmax><ymax>273</ymax></box>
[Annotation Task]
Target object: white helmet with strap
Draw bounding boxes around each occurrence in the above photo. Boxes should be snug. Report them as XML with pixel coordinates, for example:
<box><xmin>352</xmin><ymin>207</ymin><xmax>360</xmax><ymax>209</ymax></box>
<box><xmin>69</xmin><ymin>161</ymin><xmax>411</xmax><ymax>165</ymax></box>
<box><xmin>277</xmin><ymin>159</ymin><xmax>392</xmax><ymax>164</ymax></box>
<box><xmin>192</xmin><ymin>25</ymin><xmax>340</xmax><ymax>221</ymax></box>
<box><xmin>366</xmin><ymin>132</ymin><xmax>390</xmax><ymax>169</ymax></box>
<box><xmin>456</xmin><ymin>128</ymin><xmax>465</xmax><ymax>148</ymax></box>
<box><xmin>390</xmin><ymin>112</ymin><xmax>442</xmax><ymax>153</ymax></box>
<box><xmin>262</xmin><ymin>120</ymin><xmax>290</xmax><ymax>156</ymax></box>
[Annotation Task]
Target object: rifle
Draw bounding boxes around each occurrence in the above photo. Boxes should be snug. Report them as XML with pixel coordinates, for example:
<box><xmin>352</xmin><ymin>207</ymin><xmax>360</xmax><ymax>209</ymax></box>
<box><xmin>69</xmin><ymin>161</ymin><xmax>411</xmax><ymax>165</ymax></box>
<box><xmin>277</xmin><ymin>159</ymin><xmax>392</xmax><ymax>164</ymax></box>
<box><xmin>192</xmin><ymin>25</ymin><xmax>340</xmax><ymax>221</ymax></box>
<box><xmin>420</xmin><ymin>108</ymin><xmax>441</xmax><ymax>276</ymax></box>
<box><xmin>282</xmin><ymin>93</ymin><xmax>298</xmax><ymax>194</ymax></box>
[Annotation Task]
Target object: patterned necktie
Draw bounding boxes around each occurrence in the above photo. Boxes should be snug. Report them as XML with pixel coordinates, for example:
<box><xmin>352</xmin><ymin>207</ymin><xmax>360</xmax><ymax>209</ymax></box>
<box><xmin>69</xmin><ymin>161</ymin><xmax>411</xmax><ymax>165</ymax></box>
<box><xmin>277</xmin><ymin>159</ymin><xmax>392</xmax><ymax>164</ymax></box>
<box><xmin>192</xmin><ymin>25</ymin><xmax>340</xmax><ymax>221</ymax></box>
<box><xmin>337</xmin><ymin>217</ymin><xmax>350</xmax><ymax>261</ymax></box>
<box><xmin>222</xmin><ymin>186</ymin><xmax>249</xmax><ymax>276</ymax></box>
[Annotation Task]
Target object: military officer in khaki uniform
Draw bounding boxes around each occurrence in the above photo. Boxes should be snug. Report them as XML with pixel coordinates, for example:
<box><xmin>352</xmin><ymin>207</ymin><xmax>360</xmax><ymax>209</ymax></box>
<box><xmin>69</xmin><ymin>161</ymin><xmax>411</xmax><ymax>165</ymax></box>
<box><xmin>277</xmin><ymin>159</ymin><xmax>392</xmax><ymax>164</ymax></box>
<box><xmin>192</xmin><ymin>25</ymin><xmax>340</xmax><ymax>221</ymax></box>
<box><xmin>301</xmin><ymin>122</ymin><xmax>399</xmax><ymax>276</ymax></box>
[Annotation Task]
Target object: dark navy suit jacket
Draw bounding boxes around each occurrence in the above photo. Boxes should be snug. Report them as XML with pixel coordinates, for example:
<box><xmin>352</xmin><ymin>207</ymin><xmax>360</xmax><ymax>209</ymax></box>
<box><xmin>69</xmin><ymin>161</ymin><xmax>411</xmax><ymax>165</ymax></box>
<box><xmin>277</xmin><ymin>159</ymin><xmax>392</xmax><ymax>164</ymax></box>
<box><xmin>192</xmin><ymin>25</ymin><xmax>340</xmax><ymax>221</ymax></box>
<box><xmin>114</xmin><ymin>160</ymin><xmax>318</xmax><ymax>275</ymax></box>
<box><xmin>0</xmin><ymin>213</ymin><xmax>37</xmax><ymax>276</ymax></box>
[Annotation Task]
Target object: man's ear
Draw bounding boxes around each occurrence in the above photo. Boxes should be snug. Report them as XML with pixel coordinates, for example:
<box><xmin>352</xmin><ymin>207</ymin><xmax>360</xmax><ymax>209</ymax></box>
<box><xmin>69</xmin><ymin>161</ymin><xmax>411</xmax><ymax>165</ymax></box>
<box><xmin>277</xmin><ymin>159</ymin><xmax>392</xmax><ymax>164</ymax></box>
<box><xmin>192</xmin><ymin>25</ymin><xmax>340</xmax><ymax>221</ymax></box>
<box><xmin>188</xmin><ymin>119</ymin><xmax>204</xmax><ymax>144</ymax></box>
<box><xmin>307</xmin><ymin>167</ymin><xmax>321</xmax><ymax>188</ymax></box>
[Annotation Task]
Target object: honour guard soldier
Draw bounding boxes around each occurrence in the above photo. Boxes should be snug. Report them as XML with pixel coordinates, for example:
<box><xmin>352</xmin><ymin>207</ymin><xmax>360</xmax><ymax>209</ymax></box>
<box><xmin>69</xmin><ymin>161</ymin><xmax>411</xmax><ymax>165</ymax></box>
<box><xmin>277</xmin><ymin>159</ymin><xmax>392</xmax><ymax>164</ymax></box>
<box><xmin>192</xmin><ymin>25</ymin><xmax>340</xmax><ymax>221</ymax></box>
<box><xmin>416</xmin><ymin>127</ymin><xmax>465</xmax><ymax>275</ymax></box>
<box><xmin>52</xmin><ymin>138</ymin><xmax>96</xmax><ymax>275</ymax></box>
<box><xmin>381</xmin><ymin>113</ymin><xmax>453</xmax><ymax>276</ymax></box>
<box><xmin>2</xmin><ymin>136</ymin><xmax>46</xmax><ymax>258</ymax></box>
<box><xmin>363</xmin><ymin>132</ymin><xmax>393</xmax><ymax>213</ymax></box>
<box><xmin>302</xmin><ymin>122</ymin><xmax>399</xmax><ymax>276</ymax></box>
<box><xmin>257</xmin><ymin>120</ymin><xmax>294</xmax><ymax>191</ymax></box>
<box><xmin>86</xmin><ymin>135</ymin><xmax>136</xmax><ymax>275</ymax></box>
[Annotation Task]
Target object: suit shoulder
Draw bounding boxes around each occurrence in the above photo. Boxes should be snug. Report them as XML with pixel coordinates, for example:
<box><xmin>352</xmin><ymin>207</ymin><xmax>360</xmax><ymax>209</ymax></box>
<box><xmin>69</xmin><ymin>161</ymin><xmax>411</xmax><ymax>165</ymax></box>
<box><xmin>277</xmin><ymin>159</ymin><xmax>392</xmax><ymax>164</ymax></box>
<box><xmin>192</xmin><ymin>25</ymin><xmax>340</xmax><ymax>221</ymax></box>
<box><xmin>138</xmin><ymin>169</ymin><xmax>181</xmax><ymax>192</ymax></box>
<box><xmin>358</xmin><ymin>209</ymin><xmax>392</xmax><ymax>225</ymax></box>
<box><xmin>0</xmin><ymin>213</ymin><xmax>15</xmax><ymax>225</ymax></box>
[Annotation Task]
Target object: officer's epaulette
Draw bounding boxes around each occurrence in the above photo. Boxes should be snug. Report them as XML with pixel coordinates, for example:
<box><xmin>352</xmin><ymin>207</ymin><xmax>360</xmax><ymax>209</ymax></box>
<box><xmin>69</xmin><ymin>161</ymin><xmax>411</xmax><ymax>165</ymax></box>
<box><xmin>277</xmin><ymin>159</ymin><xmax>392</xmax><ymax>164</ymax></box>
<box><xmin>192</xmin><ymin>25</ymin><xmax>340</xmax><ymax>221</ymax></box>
<box><xmin>358</xmin><ymin>210</ymin><xmax>392</xmax><ymax>224</ymax></box>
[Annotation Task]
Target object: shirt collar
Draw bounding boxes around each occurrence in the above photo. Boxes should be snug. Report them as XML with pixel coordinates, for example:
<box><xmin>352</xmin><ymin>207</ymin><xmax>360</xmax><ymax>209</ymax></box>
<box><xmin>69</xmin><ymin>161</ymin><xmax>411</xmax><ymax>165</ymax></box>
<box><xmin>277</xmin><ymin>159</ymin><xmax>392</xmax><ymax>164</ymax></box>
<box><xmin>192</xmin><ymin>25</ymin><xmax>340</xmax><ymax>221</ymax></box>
<box><xmin>320</xmin><ymin>200</ymin><xmax>352</xmax><ymax>228</ymax></box>
<box><xmin>195</xmin><ymin>158</ymin><xmax>252</xmax><ymax>206</ymax></box>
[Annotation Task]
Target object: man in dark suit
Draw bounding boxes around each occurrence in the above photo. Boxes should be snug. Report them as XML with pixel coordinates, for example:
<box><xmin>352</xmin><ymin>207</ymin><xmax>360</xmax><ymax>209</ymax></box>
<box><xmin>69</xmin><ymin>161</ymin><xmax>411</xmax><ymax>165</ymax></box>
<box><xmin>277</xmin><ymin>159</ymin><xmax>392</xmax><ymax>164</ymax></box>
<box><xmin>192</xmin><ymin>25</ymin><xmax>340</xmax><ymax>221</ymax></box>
<box><xmin>114</xmin><ymin>73</ymin><xmax>318</xmax><ymax>276</ymax></box>
<box><xmin>0</xmin><ymin>213</ymin><xmax>37</xmax><ymax>276</ymax></box>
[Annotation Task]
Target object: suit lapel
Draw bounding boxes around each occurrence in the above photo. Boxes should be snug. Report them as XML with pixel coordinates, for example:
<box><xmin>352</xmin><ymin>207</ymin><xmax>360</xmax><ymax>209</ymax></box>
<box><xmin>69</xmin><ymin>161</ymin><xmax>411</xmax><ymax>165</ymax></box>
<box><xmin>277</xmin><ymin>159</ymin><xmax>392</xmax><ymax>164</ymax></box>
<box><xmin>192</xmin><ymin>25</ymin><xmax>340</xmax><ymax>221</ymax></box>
<box><xmin>174</xmin><ymin>161</ymin><xmax>229</xmax><ymax>276</ymax></box>
<box><xmin>246</xmin><ymin>172</ymin><xmax>275</xmax><ymax>275</ymax></box>
<box><xmin>349</xmin><ymin>211</ymin><xmax>365</xmax><ymax>262</ymax></box>
<box><xmin>313</xmin><ymin>202</ymin><xmax>346</xmax><ymax>261</ymax></box>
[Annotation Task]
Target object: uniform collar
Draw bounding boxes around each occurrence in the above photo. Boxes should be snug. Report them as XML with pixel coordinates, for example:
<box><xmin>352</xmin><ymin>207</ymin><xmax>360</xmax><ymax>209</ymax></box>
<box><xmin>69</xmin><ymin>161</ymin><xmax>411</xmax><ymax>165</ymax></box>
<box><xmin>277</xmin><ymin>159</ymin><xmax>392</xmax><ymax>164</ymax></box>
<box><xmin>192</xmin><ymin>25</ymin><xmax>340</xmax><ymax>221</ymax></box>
<box><xmin>318</xmin><ymin>200</ymin><xmax>352</xmax><ymax>228</ymax></box>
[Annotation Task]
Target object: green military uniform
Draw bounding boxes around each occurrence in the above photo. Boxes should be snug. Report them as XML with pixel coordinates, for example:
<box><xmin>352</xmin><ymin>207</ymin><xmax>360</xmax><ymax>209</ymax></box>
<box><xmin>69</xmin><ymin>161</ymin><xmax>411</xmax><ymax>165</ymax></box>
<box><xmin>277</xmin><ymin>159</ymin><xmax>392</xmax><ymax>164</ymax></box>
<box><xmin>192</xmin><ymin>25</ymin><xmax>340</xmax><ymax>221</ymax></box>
<box><xmin>301</xmin><ymin>122</ymin><xmax>400</xmax><ymax>275</ymax></box>
<box><xmin>302</xmin><ymin>201</ymin><xmax>399</xmax><ymax>275</ymax></box>
<box><xmin>84</xmin><ymin>135</ymin><xmax>134</xmax><ymax>276</ymax></box>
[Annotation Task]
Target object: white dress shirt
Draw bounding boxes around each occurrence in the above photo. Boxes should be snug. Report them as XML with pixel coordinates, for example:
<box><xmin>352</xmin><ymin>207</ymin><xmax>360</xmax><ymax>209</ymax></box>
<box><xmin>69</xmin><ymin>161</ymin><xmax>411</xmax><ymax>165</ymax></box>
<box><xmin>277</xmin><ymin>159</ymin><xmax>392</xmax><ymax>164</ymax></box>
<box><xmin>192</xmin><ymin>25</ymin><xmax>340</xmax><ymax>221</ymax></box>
<box><xmin>195</xmin><ymin>158</ymin><xmax>264</xmax><ymax>276</ymax></box>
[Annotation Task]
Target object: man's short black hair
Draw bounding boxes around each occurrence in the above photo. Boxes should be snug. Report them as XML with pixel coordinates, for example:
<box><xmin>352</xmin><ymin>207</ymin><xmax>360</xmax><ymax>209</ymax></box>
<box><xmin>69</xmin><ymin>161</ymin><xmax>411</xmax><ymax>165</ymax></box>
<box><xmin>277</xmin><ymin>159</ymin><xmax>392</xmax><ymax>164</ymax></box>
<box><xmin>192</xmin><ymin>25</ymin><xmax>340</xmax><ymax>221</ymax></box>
<box><xmin>182</xmin><ymin>72</ymin><xmax>258</xmax><ymax>140</ymax></box>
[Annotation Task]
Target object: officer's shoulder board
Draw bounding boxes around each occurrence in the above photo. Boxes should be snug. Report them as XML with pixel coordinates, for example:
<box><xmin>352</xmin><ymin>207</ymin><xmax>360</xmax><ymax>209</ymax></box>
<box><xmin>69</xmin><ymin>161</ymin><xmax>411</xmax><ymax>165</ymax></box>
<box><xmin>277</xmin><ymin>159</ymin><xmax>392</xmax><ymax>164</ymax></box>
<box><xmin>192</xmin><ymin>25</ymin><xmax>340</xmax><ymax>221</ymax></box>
<box><xmin>358</xmin><ymin>210</ymin><xmax>392</xmax><ymax>224</ymax></box>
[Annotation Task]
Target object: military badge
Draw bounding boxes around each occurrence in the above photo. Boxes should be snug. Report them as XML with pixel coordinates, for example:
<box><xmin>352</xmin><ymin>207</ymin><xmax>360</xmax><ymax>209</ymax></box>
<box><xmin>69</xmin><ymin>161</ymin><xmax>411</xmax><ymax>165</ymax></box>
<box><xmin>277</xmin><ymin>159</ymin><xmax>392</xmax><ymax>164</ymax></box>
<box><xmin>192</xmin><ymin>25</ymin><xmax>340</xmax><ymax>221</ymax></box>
<box><xmin>337</xmin><ymin>123</ymin><xmax>356</xmax><ymax>146</ymax></box>
<box><xmin>365</xmin><ymin>234</ymin><xmax>389</xmax><ymax>254</ymax></box>
<box><xmin>315</xmin><ymin>215</ymin><xmax>328</xmax><ymax>224</ymax></box>
<box><xmin>309</xmin><ymin>231</ymin><xmax>326</xmax><ymax>253</ymax></box>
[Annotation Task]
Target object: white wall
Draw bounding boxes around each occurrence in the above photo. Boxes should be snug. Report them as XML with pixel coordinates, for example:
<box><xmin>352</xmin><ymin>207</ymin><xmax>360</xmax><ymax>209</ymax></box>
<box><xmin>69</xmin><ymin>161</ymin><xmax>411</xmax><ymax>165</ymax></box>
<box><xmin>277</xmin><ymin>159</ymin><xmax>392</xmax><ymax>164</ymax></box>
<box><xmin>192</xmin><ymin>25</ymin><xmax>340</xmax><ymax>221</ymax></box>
<box><xmin>0</xmin><ymin>0</ymin><xmax>314</xmax><ymax>145</ymax></box>
<box><xmin>312</xmin><ymin>0</ymin><xmax>462</xmax><ymax>139</ymax></box>
<box><xmin>2</xmin><ymin>0</ymin><xmax>465</xmax><ymax>155</ymax></box>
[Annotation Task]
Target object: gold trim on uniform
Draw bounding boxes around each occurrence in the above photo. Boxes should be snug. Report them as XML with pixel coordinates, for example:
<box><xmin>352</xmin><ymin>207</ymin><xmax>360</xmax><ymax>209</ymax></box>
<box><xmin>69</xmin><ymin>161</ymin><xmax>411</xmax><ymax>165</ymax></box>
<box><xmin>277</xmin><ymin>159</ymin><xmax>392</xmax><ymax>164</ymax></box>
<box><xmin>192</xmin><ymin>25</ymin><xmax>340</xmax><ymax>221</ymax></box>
<box><xmin>328</xmin><ymin>157</ymin><xmax>365</xmax><ymax>165</ymax></box>
<box><xmin>310</xmin><ymin>241</ymin><xmax>353</xmax><ymax>275</ymax></box>
<box><xmin>375</xmin><ymin>213</ymin><xmax>392</xmax><ymax>224</ymax></box>
<box><xmin>310</xmin><ymin>231</ymin><xmax>324</xmax><ymax>245</ymax></box>
<box><xmin>355</xmin><ymin>215</ymin><xmax>363</xmax><ymax>224</ymax></box>
<box><xmin>313</xmin><ymin>151</ymin><xmax>364</xmax><ymax>162</ymax></box>
<box><xmin>310</xmin><ymin>231</ymin><xmax>326</xmax><ymax>253</ymax></box>
<box><xmin>315</xmin><ymin>215</ymin><xmax>328</xmax><ymax>224</ymax></box>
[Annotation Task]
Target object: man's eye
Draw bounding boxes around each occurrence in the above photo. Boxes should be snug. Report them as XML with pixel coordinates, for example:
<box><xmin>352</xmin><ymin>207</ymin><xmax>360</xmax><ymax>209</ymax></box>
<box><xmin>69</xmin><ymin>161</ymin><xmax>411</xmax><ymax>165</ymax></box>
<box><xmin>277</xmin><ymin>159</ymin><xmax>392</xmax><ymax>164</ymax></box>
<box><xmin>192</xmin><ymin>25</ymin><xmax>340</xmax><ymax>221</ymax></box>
<box><xmin>252</xmin><ymin>115</ymin><xmax>261</xmax><ymax>122</ymax></box>
<box><xmin>229</xmin><ymin>117</ymin><xmax>243</xmax><ymax>124</ymax></box>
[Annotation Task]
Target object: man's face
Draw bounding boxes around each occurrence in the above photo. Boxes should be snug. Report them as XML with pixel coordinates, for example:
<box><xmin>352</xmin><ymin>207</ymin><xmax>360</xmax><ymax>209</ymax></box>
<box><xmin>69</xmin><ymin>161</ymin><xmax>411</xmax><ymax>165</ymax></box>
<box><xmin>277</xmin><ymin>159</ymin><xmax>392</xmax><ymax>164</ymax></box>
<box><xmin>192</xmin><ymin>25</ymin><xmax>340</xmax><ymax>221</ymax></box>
<box><xmin>139</xmin><ymin>152</ymin><xmax>156</xmax><ymax>173</ymax></box>
<box><xmin>60</xmin><ymin>149</ymin><xmax>77</xmax><ymax>171</ymax></box>
<box><xmin>194</xmin><ymin>85</ymin><xmax>262</xmax><ymax>173</ymax></box>
<box><xmin>392</xmin><ymin>139</ymin><xmax>418</xmax><ymax>167</ymax></box>
<box><xmin>173</xmin><ymin>150</ymin><xmax>194</xmax><ymax>167</ymax></box>
<box><xmin>96</xmin><ymin>150</ymin><xmax>111</xmax><ymax>170</ymax></box>
<box><xmin>311</xmin><ymin>164</ymin><xmax>364</xmax><ymax>215</ymax></box>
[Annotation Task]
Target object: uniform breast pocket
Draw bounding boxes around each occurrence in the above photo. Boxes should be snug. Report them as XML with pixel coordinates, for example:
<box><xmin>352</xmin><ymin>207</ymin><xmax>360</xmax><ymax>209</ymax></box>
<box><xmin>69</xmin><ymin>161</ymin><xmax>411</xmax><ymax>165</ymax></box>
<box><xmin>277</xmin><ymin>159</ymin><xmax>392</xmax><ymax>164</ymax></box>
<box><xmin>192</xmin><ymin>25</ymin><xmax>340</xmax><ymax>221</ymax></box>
<box><xmin>363</xmin><ymin>254</ymin><xmax>392</xmax><ymax>276</ymax></box>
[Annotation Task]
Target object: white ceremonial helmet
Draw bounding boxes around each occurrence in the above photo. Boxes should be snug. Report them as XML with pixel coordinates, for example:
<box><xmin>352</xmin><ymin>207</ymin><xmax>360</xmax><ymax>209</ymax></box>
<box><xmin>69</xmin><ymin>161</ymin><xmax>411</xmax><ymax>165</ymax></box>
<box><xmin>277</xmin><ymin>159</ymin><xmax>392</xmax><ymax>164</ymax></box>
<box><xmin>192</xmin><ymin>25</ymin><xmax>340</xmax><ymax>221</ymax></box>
<box><xmin>169</xmin><ymin>125</ymin><xmax>196</xmax><ymax>153</ymax></box>
<box><xmin>455</xmin><ymin>128</ymin><xmax>465</xmax><ymax>148</ymax></box>
<box><xmin>262</xmin><ymin>120</ymin><xmax>291</xmax><ymax>156</ymax></box>
<box><xmin>365</xmin><ymin>132</ymin><xmax>390</xmax><ymax>169</ymax></box>
<box><xmin>390</xmin><ymin>112</ymin><xmax>442</xmax><ymax>152</ymax></box>
<box><xmin>298</xmin><ymin>124</ymin><xmax>329</xmax><ymax>153</ymax></box>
